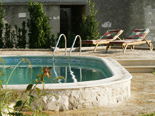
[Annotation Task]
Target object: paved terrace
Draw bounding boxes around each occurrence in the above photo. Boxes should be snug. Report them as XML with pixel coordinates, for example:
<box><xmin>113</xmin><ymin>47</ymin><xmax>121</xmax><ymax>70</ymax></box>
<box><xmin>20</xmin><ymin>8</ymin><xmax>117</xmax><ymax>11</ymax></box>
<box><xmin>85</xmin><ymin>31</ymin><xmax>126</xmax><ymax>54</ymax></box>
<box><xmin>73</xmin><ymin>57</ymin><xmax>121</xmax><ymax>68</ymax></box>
<box><xmin>1</xmin><ymin>47</ymin><xmax>155</xmax><ymax>116</ymax></box>
<box><xmin>0</xmin><ymin>46</ymin><xmax>155</xmax><ymax>59</ymax></box>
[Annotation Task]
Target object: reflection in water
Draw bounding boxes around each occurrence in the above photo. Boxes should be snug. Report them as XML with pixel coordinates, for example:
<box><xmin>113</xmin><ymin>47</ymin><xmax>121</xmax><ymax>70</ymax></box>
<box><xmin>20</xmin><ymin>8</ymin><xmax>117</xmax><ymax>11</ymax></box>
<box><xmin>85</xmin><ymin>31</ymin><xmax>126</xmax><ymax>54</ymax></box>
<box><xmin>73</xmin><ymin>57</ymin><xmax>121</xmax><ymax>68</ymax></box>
<box><xmin>53</xmin><ymin>61</ymin><xmax>78</xmax><ymax>83</ymax></box>
<box><xmin>53</xmin><ymin>62</ymin><xmax>61</xmax><ymax>83</ymax></box>
<box><xmin>65</xmin><ymin>67</ymin><xmax>67</xmax><ymax>83</ymax></box>
<box><xmin>69</xmin><ymin>66</ymin><xmax>77</xmax><ymax>83</ymax></box>
<box><xmin>80</xmin><ymin>68</ymin><xmax>82</xmax><ymax>82</ymax></box>
<box><xmin>1</xmin><ymin>64</ymin><xmax>106</xmax><ymax>85</ymax></box>
<box><xmin>53</xmin><ymin>62</ymin><xmax>58</xmax><ymax>77</ymax></box>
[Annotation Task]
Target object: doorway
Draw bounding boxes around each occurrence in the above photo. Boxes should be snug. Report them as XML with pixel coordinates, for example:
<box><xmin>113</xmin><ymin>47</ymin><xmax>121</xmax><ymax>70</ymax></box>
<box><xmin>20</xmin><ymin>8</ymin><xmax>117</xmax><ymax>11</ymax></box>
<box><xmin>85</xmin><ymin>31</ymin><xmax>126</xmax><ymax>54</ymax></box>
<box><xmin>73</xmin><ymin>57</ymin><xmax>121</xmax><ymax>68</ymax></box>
<box><xmin>60</xmin><ymin>5</ymin><xmax>86</xmax><ymax>35</ymax></box>
<box><xmin>60</xmin><ymin>5</ymin><xmax>86</xmax><ymax>47</ymax></box>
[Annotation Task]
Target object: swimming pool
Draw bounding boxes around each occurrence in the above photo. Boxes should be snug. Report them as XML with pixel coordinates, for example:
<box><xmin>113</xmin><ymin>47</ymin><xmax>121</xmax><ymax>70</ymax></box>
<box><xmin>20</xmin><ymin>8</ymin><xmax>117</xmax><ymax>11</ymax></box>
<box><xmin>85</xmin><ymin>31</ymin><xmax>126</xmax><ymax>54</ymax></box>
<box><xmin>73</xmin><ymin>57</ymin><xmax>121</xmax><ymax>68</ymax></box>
<box><xmin>1</xmin><ymin>55</ymin><xmax>132</xmax><ymax>111</ymax></box>
<box><xmin>1</xmin><ymin>55</ymin><xmax>112</xmax><ymax>85</ymax></box>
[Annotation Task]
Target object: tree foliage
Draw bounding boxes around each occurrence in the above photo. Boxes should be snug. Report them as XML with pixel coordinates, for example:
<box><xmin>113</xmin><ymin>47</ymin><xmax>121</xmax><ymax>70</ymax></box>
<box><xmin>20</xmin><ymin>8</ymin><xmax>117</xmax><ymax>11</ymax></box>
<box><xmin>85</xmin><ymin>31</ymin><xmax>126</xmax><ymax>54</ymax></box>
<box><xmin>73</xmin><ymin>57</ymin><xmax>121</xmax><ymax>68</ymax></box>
<box><xmin>80</xmin><ymin>0</ymin><xmax>99</xmax><ymax>41</ymax></box>
<box><xmin>0</xmin><ymin>0</ymin><xmax>4</xmax><ymax>47</ymax></box>
<box><xmin>16</xmin><ymin>21</ymin><xmax>27</xmax><ymax>48</ymax></box>
<box><xmin>4</xmin><ymin>23</ymin><xmax>12</xmax><ymax>48</ymax></box>
<box><xmin>27</xmin><ymin>0</ymin><xmax>52</xmax><ymax>48</ymax></box>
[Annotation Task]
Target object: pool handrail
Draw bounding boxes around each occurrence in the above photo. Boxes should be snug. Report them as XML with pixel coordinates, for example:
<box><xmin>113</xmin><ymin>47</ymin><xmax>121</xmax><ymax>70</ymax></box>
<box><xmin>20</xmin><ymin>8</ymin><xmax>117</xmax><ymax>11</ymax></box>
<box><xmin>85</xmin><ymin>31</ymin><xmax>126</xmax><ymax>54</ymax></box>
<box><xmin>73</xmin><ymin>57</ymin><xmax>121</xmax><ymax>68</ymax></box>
<box><xmin>53</xmin><ymin>34</ymin><xmax>67</xmax><ymax>56</ymax></box>
<box><xmin>69</xmin><ymin>35</ymin><xmax>82</xmax><ymax>56</ymax></box>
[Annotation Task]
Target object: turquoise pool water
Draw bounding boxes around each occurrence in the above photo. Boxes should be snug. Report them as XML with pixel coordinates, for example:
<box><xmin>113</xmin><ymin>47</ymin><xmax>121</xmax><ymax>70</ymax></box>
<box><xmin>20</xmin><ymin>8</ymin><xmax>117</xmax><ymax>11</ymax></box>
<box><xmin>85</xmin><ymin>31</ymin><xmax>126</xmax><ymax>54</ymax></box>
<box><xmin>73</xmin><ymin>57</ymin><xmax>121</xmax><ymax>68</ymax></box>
<box><xmin>0</xmin><ymin>56</ymin><xmax>113</xmax><ymax>85</ymax></box>
<box><xmin>1</xmin><ymin>66</ymin><xmax>107</xmax><ymax>84</ymax></box>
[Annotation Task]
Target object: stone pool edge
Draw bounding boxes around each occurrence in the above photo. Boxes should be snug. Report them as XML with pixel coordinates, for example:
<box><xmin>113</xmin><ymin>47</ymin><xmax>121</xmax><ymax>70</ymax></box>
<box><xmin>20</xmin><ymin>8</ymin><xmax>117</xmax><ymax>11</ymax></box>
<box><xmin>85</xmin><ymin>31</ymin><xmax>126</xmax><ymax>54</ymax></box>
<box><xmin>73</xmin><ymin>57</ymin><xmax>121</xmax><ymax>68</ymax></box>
<box><xmin>2</xmin><ymin>55</ymin><xmax>132</xmax><ymax>111</ymax></box>
<box><xmin>3</xmin><ymin>55</ymin><xmax>132</xmax><ymax>90</ymax></box>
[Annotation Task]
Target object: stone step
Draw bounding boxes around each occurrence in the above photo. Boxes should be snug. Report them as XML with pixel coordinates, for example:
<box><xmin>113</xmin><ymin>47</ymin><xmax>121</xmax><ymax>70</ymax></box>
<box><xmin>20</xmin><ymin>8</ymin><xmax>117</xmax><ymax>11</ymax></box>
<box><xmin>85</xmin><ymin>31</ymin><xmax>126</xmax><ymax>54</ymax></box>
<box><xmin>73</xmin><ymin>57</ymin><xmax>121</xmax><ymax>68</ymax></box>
<box><xmin>117</xmin><ymin>59</ymin><xmax>155</xmax><ymax>66</ymax></box>
<box><xmin>116</xmin><ymin>59</ymin><xmax>155</xmax><ymax>73</ymax></box>
<box><xmin>124</xmin><ymin>66</ymin><xmax>155</xmax><ymax>73</ymax></box>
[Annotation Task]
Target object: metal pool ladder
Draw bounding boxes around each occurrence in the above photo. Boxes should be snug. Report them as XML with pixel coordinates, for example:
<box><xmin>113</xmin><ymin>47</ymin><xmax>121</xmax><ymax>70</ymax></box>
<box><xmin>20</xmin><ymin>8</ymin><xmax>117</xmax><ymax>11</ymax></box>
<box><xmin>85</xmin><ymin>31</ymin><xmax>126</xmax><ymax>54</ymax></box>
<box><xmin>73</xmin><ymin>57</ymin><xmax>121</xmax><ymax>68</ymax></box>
<box><xmin>69</xmin><ymin>35</ymin><xmax>82</xmax><ymax>56</ymax></box>
<box><xmin>52</xmin><ymin>34</ymin><xmax>68</xmax><ymax>83</ymax></box>
<box><xmin>53</xmin><ymin>34</ymin><xmax>67</xmax><ymax>56</ymax></box>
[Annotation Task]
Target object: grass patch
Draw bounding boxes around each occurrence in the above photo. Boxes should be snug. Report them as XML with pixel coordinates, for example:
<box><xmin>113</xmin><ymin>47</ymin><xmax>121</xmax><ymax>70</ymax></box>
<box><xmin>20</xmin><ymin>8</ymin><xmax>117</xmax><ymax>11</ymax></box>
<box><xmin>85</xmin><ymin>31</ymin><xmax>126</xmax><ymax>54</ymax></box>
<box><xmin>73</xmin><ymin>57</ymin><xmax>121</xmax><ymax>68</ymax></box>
<box><xmin>140</xmin><ymin>113</ymin><xmax>155</xmax><ymax>116</ymax></box>
<box><xmin>23</xmin><ymin>112</ymin><xmax>49</xmax><ymax>116</ymax></box>
<box><xmin>153</xmin><ymin>70</ymin><xmax>155</xmax><ymax>75</ymax></box>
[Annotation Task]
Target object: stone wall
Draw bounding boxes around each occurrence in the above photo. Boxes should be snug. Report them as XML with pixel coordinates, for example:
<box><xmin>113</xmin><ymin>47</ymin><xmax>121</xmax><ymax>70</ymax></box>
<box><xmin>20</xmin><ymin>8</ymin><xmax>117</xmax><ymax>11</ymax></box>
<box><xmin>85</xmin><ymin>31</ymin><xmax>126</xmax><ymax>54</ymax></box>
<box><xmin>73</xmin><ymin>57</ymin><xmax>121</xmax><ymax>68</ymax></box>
<box><xmin>2</xmin><ymin>0</ymin><xmax>155</xmax><ymax>48</ymax></box>
<box><xmin>92</xmin><ymin>0</ymin><xmax>155</xmax><ymax>44</ymax></box>
<box><xmin>30</xmin><ymin>80</ymin><xmax>131</xmax><ymax>111</ymax></box>
<box><xmin>43</xmin><ymin>5</ymin><xmax>60</xmax><ymax>36</ymax></box>
<box><xmin>3</xmin><ymin>5</ymin><xmax>60</xmax><ymax>36</ymax></box>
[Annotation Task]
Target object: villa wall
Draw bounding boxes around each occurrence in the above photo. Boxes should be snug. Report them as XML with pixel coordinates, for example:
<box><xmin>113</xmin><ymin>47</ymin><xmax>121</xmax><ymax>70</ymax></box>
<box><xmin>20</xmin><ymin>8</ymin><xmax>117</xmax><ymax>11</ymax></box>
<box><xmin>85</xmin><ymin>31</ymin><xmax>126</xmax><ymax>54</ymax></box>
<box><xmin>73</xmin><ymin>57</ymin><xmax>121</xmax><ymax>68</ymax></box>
<box><xmin>2</xmin><ymin>0</ymin><xmax>155</xmax><ymax>46</ymax></box>
<box><xmin>92</xmin><ymin>0</ymin><xmax>155</xmax><ymax>44</ymax></box>
<box><xmin>3</xmin><ymin>5</ymin><xmax>60</xmax><ymax>36</ymax></box>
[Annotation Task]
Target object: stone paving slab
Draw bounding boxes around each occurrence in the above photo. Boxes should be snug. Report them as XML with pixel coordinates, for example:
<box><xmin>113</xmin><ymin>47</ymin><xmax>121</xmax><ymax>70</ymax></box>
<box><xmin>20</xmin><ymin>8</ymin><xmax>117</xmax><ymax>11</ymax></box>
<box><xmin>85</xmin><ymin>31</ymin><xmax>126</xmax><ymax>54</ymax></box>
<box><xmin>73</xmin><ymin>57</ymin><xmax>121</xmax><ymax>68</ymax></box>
<box><xmin>0</xmin><ymin>47</ymin><xmax>154</xmax><ymax>60</ymax></box>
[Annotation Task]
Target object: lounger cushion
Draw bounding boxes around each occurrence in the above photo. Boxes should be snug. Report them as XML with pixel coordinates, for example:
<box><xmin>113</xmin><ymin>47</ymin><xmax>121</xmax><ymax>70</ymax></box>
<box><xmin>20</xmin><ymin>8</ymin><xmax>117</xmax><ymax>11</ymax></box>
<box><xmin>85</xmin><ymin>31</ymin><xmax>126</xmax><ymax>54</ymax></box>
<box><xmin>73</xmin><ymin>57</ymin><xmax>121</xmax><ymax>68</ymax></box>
<box><xmin>126</xmin><ymin>29</ymin><xmax>150</xmax><ymax>40</ymax></box>
<box><xmin>108</xmin><ymin>28</ymin><xmax>150</xmax><ymax>45</ymax></box>
<box><xmin>101</xmin><ymin>29</ymin><xmax>122</xmax><ymax>40</ymax></box>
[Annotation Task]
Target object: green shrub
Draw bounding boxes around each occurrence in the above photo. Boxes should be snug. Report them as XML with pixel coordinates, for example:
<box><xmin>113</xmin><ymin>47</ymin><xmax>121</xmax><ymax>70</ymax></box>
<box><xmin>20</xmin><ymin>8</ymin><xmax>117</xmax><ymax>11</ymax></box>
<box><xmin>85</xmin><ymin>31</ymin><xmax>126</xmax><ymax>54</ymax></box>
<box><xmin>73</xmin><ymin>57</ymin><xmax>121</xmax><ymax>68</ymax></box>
<box><xmin>139</xmin><ymin>113</ymin><xmax>155</xmax><ymax>116</ymax></box>
<box><xmin>27</xmin><ymin>0</ymin><xmax>52</xmax><ymax>48</ymax></box>
<box><xmin>16</xmin><ymin>21</ymin><xmax>27</xmax><ymax>48</ymax></box>
<box><xmin>80</xmin><ymin>0</ymin><xmax>99</xmax><ymax>41</ymax></box>
<box><xmin>0</xmin><ymin>0</ymin><xmax>4</xmax><ymax>48</ymax></box>
<box><xmin>67</xmin><ymin>31</ymin><xmax>76</xmax><ymax>47</ymax></box>
<box><xmin>153</xmin><ymin>70</ymin><xmax>155</xmax><ymax>75</ymax></box>
<box><xmin>4</xmin><ymin>23</ymin><xmax>13</xmax><ymax>48</ymax></box>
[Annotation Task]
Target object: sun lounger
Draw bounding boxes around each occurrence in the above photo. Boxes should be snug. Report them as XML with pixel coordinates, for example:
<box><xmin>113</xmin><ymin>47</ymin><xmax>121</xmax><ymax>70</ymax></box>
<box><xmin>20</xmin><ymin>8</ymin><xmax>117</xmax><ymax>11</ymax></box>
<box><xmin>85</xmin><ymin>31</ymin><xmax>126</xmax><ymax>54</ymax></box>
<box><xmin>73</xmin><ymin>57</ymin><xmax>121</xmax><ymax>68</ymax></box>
<box><xmin>105</xmin><ymin>28</ymin><xmax>153</xmax><ymax>54</ymax></box>
<box><xmin>82</xmin><ymin>29</ymin><xmax>124</xmax><ymax>52</ymax></box>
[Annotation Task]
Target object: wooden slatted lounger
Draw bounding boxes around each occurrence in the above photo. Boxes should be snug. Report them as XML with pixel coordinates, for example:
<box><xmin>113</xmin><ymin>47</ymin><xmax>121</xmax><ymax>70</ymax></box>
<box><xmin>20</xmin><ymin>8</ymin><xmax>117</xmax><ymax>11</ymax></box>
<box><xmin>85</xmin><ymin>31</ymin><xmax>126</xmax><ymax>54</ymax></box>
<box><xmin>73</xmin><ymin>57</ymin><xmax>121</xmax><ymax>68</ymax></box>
<box><xmin>82</xmin><ymin>29</ymin><xmax>124</xmax><ymax>52</ymax></box>
<box><xmin>105</xmin><ymin>29</ymin><xmax>153</xmax><ymax>54</ymax></box>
